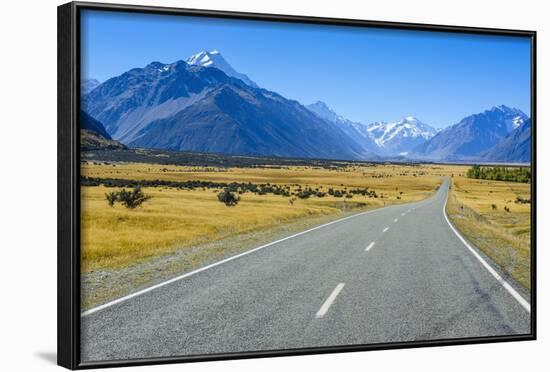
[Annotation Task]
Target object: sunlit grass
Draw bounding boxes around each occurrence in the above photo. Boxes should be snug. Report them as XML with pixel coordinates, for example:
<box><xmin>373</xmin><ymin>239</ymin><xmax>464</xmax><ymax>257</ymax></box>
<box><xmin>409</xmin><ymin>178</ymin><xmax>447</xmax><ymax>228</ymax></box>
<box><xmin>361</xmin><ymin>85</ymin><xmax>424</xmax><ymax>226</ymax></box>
<box><xmin>81</xmin><ymin>162</ymin><xmax>445</xmax><ymax>272</ymax></box>
<box><xmin>447</xmin><ymin>176</ymin><xmax>531</xmax><ymax>289</ymax></box>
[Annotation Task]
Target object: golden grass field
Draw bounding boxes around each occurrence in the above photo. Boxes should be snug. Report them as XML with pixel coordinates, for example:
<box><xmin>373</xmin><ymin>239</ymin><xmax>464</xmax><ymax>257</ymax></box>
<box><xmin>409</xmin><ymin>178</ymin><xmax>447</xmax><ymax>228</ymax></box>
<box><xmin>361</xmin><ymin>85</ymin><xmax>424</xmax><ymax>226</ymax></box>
<box><xmin>446</xmin><ymin>175</ymin><xmax>531</xmax><ymax>289</ymax></box>
<box><xmin>81</xmin><ymin>161</ymin><xmax>532</xmax><ymax>307</ymax></box>
<box><xmin>81</xmin><ymin>162</ymin><xmax>445</xmax><ymax>272</ymax></box>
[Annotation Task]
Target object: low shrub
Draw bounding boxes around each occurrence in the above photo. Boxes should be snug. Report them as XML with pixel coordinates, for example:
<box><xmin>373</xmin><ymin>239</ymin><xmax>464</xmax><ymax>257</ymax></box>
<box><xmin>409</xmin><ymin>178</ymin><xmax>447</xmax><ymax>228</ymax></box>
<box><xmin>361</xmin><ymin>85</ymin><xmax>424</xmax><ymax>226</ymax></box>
<box><xmin>104</xmin><ymin>186</ymin><xmax>151</xmax><ymax>209</ymax></box>
<box><xmin>217</xmin><ymin>189</ymin><xmax>240</xmax><ymax>206</ymax></box>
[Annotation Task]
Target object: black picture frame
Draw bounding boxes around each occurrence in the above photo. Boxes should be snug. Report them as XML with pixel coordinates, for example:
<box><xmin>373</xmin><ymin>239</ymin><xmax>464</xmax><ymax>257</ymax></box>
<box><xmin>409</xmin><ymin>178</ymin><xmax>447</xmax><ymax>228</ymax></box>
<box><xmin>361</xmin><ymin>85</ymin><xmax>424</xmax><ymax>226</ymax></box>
<box><xmin>58</xmin><ymin>1</ymin><xmax>537</xmax><ymax>369</ymax></box>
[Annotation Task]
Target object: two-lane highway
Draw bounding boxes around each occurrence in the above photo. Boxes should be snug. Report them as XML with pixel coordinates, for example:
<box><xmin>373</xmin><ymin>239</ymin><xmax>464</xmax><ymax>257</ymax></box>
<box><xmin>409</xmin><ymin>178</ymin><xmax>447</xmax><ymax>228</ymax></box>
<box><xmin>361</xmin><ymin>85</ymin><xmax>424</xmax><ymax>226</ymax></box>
<box><xmin>81</xmin><ymin>178</ymin><xmax>530</xmax><ymax>362</ymax></box>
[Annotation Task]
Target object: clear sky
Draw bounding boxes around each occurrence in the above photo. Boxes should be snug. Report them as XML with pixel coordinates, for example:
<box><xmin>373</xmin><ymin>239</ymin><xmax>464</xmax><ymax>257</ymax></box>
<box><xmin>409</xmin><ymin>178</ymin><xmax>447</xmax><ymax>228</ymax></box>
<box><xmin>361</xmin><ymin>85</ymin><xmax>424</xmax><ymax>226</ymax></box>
<box><xmin>81</xmin><ymin>10</ymin><xmax>531</xmax><ymax>128</ymax></box>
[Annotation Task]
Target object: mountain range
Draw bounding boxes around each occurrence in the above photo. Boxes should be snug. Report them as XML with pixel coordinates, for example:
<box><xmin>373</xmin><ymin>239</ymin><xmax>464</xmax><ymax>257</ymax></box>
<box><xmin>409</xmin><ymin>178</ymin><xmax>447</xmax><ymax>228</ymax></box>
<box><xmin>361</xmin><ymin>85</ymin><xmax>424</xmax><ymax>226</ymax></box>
<box><xmin>82</xmin><ymin>56</ymin><xmax>366</xmax><ymax>160</ymax></box>
<box><xmin>410</xmin><ymin>105</ymin><xmax>529</xmax><ymax>161</ymax></box>
<box><xmin>305</xmin><ymin>101</ymin><xmax>380</xmax><ymax>155</ymax></box>
<box><xmin>481</xmin><ymin>118</ymin><xmax>531</xmax><ymax>163</ymax></box>
<box><xmin>81</xmin><ymin>50</ymin><xmax>531</xmax><ymax>164</ymax></box>
<box><xmin>364</xmin><ymin>116</ymin><xmax>437</xmax><ymax>155</ymax></box>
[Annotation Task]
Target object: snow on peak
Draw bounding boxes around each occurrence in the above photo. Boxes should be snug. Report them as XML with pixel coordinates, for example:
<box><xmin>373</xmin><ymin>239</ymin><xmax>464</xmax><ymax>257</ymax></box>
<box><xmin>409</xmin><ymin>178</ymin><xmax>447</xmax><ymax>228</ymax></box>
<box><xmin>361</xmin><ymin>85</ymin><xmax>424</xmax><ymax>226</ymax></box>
<box><xmin>512</xmin><ymin>115</ymin><xmax>524</xmax><ymax>129</ymax></box>
<box><xmin>185</xmin><ymin>50</ymin><xmax>258</xmax><ymax>88</ymax></box>
<box><xmin>487</xmin><ymin>105</ymin><xmax>528</xmax><ymax>132</ymax></box>
<box><xmin>186</xmin><ymin>51</ymin><xmax>212</xmax><ymax>65</ymax></box>
<box><xmin>367</xmin><ymin>116</ymin><xmax>436</xmax><ymax>148</ymax></box>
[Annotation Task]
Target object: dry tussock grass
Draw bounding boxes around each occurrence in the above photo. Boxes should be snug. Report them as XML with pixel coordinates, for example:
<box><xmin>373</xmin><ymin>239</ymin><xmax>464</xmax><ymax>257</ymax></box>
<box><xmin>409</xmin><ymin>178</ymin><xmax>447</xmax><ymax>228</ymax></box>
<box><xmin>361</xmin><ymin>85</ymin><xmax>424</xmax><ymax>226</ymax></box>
<box><xmin>447</xmin><ymin>176</ymin><xmax>531</xmax><ymax>289</ymax></box>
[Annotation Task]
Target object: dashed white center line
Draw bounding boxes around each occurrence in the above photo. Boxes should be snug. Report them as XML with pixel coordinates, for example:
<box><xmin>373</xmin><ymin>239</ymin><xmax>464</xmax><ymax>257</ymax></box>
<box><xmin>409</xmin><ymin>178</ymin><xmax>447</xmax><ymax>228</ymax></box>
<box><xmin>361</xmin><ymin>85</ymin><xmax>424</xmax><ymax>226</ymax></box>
<box><xmin>316</xmin><ymin>283</ymin><xmax>345</xmax><ymax>319</ymax></box>
<box><xmin>401</xmin><ymin>213</ymin><xmax>405</xmax><ymax>216</ymax></box>
<box><xmin>394</xmin><ymin>218</ymin><xmax>398</xmax><ymax>223</ymax></box>
<box><xmin>383</xmin><ymin>227</ymin><xmax>390</xmax><ymax>233</ymax></box>
<box><xmin>365</xmin><ymin>241</ymin><xmax>375</xmax><ymax>252</ymax></box>
<box><xmin>408</xmin><ymin>209</ymin><xmax>411</xmax><ymax>212</ymax></box>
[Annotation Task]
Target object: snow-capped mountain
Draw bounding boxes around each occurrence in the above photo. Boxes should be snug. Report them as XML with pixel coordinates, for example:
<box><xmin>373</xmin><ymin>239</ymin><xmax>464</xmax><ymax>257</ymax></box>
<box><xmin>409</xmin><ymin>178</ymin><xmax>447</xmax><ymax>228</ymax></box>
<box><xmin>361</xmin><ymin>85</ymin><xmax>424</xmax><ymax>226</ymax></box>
<box><xmin>306</xmin><ymin>101</ymin><xmax>437</xmax><ymax>157</ymax></box>
<box><xmin>81</xmin><ymin>48</ymin><xmax>530</xmax><ymax>163</ymax></box>
<box><xmin>481</xmin><ymin>118</ymin><xmax>531</xmax><ymax>163</ymax></box>
<box><xmin>186</xmin><ymin>50</ymin><xmax>259</xmax><ymax>88</ymax></box>
<box><xmin>493</xmin><ymin>104</ymin><xmax>527</xmax><ymax>131</ymax></box>
<box><xmin>82</xmin><ymin>59</ymin><xmax>367</xmax><ymax>160</ymax></box>
<box><xmin>410</xmin><ymin>105</ymin><xmax>529</xmax><ymax>161</ymax></box>
<box><xmin>306</xmin><ymin>101</ymin><xmax>379</xmax><ymax>155</ymax></box>
<box><xmin>366</xmin><ymin>116</ymin><xmax>437</xmax><ymax>155</ymax></box>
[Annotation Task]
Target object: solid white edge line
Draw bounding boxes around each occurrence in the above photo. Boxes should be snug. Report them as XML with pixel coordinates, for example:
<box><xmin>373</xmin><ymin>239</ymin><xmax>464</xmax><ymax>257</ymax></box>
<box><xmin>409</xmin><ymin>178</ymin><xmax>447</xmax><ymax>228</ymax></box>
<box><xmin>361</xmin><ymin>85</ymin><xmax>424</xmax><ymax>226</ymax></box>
<box><xmin>442</xmin><ymin>185</ymin><xmax>530</xmax><ymax>313</ymax></box>
<box><xmin>366</xmin><ymin>241</ymin><xmax>375</xmax><ymax>252</ymax></box>
<box><xmin>315</xmin><ymin>283</ymin><xmax>345</xmax><ymax>318</ymax></box>
<box><xmin>82</xmin><ymin>203</ymin><xmax>409</xmax><ymax>317</ymax></box>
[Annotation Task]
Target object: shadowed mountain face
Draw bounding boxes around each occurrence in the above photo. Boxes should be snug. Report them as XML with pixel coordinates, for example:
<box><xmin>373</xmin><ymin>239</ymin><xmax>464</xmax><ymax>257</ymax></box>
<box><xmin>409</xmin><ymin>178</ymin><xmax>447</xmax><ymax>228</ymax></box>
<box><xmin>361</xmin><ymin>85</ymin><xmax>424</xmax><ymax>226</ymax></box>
<box><xmin>83</xmin><ymin>61</ymin><xmax>235</xmax><ymax>143</ymax></box>
<box><xmin>83</xmin><ymin>56</ymin><xmax>365</xmax><ymax>160</ymax></box>
<box><xmin>129</xmin><ymin>85</ymin><xmax>365</xmax><ymax>159</ymax></box>
<box><xmin>80</xmin><ymin>110</ymin><xmax>111</xmax><ymax>139</ymax></box>
<box><xmin>80</xmin><ymin>110</ymin><xmax>126</xmax><ymax>151</ymax></box>
<box><xmin>482</xmin><ymin>119</ymin><xmax>531</xmax><ymax>163</ymax></box>
<box><xmin>410</xmin><ymin>105</ymin><xmax>528</xmax><ymax>161</ymax></box>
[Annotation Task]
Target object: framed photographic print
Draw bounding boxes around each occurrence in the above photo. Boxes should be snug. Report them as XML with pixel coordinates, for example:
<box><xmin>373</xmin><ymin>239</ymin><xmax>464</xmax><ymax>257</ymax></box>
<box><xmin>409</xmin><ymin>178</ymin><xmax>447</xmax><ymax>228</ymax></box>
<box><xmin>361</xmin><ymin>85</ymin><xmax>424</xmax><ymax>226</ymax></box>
<box><xmin>58</xmin><ymin>1</ymin><xmax>536</xmax><ymax>369</ymax></box>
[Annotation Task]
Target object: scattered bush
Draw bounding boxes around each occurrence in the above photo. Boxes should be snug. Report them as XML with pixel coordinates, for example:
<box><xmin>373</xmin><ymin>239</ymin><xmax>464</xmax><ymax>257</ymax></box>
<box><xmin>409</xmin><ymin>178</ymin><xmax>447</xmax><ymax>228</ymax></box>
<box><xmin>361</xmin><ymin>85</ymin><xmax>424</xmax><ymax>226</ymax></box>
<box><xmin>104</xmin><ymin>186</ymin><xmax>151</xmax><ymax>209</ymax></box>
<box><xmin>105</xmin><ymin>191</ymin><xmax>118</xmax><ymax>207</ymax></box>
<box><xmin>217</xmin><ymin>189</ymin><xmax>240</xmax><ymax>206</ymax></box>
<box><xmin>118</xmin><ymin>186</ymin><xmax>151</xmax><ymax>209</ymax></box>
<box><xmin>515</xmin><ymin>196</ymin><xmax>531</xmax><ymax>204</ymax></box>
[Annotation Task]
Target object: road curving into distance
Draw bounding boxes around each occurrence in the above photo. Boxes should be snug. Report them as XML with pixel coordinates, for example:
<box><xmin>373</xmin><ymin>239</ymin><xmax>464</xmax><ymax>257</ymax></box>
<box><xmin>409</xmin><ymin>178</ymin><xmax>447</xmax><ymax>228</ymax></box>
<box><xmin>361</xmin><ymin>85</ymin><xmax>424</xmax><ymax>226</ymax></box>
<box><xmin>81</xmin><ymin>177</ymin><xmax>530</xmax><ymax>362</ymax></box>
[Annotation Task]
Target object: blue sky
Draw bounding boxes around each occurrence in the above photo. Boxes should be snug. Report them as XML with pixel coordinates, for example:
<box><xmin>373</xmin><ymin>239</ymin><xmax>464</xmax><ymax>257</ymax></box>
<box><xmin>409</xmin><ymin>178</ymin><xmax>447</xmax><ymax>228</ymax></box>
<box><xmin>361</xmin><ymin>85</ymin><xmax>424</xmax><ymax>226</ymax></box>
<box><xmin>81</xmin><ymin>10</ymin><xmax>531</xmax><ymax>128</ymax></box>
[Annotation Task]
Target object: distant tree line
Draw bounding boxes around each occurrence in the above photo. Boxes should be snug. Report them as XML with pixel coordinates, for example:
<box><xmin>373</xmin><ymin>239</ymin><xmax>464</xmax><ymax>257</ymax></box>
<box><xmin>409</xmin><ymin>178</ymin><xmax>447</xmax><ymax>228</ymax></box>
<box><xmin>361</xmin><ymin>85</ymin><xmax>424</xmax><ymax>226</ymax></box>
<box><xmin>466</xmin><ymin>165</ymin><xmax>530</xmax><ymax>183</ymax></box>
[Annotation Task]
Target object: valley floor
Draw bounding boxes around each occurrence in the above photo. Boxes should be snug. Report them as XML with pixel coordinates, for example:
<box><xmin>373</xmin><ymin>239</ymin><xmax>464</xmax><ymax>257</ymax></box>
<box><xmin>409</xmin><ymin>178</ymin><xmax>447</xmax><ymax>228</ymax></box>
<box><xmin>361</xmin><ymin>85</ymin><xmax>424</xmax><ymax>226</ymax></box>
<box><xmin>80</xmin><ymin>159</ymin><xmax>531</xmax><ymax>309</ymax></box>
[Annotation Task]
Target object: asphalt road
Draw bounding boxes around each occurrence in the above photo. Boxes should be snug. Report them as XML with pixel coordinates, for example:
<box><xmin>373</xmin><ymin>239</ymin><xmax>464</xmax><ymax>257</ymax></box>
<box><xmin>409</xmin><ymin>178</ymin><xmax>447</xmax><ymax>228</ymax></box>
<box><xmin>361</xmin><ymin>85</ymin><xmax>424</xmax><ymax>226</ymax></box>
<box><xmin>81</xmin><ymin>178</ymin><xmax>530</xmax><ymax>362</ymax></box>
